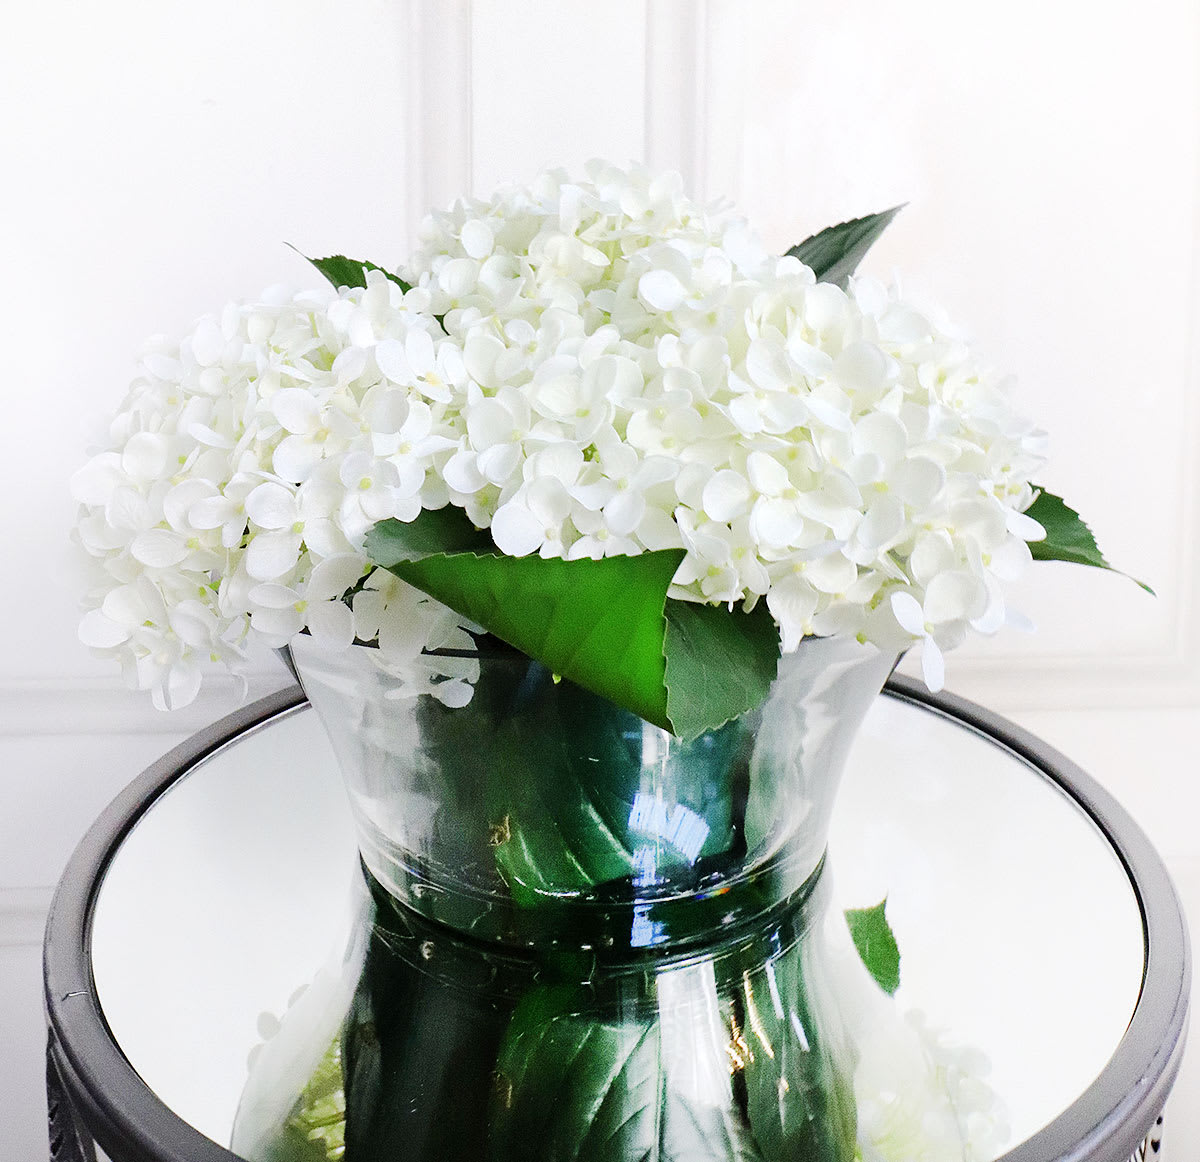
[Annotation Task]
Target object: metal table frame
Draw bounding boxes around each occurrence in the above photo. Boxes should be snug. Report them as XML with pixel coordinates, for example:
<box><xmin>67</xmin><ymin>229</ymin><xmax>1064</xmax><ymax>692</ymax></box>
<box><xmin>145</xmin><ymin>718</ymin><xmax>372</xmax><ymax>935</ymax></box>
<box><xmin>44</xmin><ymin>677</ymin><xmax>1191</xmax><ymax>1162</ymax></box>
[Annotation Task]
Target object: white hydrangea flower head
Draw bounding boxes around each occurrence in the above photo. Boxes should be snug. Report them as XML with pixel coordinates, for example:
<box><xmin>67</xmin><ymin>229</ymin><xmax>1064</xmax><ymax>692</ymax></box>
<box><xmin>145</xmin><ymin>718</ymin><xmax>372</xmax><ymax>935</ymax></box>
<box><xmin>74</xmin><ymin>161</ymin><xmax>1047</xmax><ymax>708</ymax></box>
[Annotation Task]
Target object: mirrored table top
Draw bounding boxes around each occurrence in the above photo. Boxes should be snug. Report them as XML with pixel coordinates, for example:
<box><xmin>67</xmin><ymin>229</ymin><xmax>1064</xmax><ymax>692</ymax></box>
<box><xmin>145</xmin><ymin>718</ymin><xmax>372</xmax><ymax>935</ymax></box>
<box><xmin>45</xmin><ymin>679</ymin><xmax>1190</xmax><ymax>1162</ymax></box>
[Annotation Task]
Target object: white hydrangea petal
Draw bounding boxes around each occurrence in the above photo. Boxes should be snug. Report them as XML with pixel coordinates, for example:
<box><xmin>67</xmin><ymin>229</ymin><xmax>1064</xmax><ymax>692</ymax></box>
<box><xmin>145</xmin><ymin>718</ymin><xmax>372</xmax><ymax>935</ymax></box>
<box><xmin>1007</xmin><ymin>507</ymin><xmax>1045</xmax><ymax>541</ymax></box>
<box><xmin>638</xmin><ymin>269</ymin><xmax>687</xmax><ymax>312</ymax></box>
<box><xmin>432</xmin><ymin>678</ymin><xmax>475</xmax><ymax>708</ymax></box>
<box><xmin>272</xmin><ymin>388</ymin><xmax>321</xmax><ymax>434</ymax></box>
<box><xmin>308</xmin><ymin>554</ymin><xmax>365</xmax><ymax>601</ymax></box>
<box><xmin>71</xmin><ymin>453</ymin><xmax>126</xmax><ymax>506</ymax></box>
<box><xmin>988</xmin><ymin>535</ymin><xmax>1033</xmax><ymax>581</ymax></box>
<box><xmin>246</xmin><ymin>482</ymin><xmax>299</xmax><ymax>530</ymax></box>
<box><xmin>190</xmin><ymin>318</ymin><xmax>225</xmax><ymax>366</ymax></box>
<box><xmin>460</xmin><ymin>219</ymin><xmax>494</xmax><ymax>260</ymax></box>
<box><xmin>856</xmin><ymin>496</ymin><xmax>904</xmax><ymax>551</ymax></box>
<box><xmin>853</xmin><ymin>413</ymin><xmax>906</xmax><ymax>463</ymax></box>
<box><xmin>604</xmin><ymin>490</ymin><xmax>646</xmax><ymax>537</ymax></box>
<box><xmin>890</xmin><ymin>592</ymin><xmax>927</xmax><ymax>636</ymax></box>
<box><xmin>162</xmin><ymin>480</ymin><xmax>217</xmax><ymax>531</ymax></box>
<box><xmin>477</xmin><ymin>442</ymin><xmax>522</xmax><ymax>485</ymax></box>
<box><xmin>130</xmin><ymin>529</ymin><xmax>189</xmax><ymax>568</ymax></box>
<box><xmin>121</xmin><ymin>433</ymin><xmax>169</xmax><ymax>482</ymax></box>
<box><xmin>438</xmin><ymin>257</ymin><xmax>478</xmax><ymax>297</ymax></box>
<box><xmin>250</xmin><ymin>606</ymin><xmax>306</xmax><ymax>641</ymax></box>
<box><xmin>161</xmin><ymin>662</ymin><xmax>203</xmax><ymax>712</ymax></box>
<box><xmin>971</xmin><ymin>579</ymin><xmax>1007</xmax><ymax>634</ymax></box>
<box><xmin>766</xmin><ymin>575</ymin><xmax>818</xmax><ymax>653</ymax></box>
<box><xmin>248</xmin><ymin>583</ymin><xmax>299</xmax><ymax>610</ymax></box>
<box><xmin>245</xmin><ymin>531</ymin><xmax>303</xmax><ymax>580</ymax></box>
<box><xmin>105</xmin><ymin>487</ymin><xmax>152</xmax><ymax>532</ymax></box>
<box><xmin>911</xmin><ymin>531</ymin><xmax>956</xmax><ymax>584</ymax></box>
<box><xmin>805</xmin><ymin>553</ymin><xmax>858</xmax><ymax>594</ymax></box>
<box><xmin>188</xmin><ymin>495</ymin><xmax>237</xmax><ymax>530</ymax></box>
<box><xmin>892</xmin><ymin>457</ymin><xmax>945</xmax><ymax>508</ymax></box>
<box><xmin>804</xmin><ymin>397</ymin><xmax>853</xmax><ymax>434</ymax></box>
<box><xmin>79</xmin><ymin>609</ymin><xmax>130</xmax><ymax>648</ymax></box>
<box><xmin>467</xmin><ymin>400</ymin><xmax>517</xmax><ymax>451</ymax></box>
<box><xmin>702</xmin><ymin>470</ymin><xmax>753</xmax><ymax>523</ymax></box>
<box><xmin>920</xmin><ymin>636</ymin><xmax>945</xmax><ymax>692</ymax></box>
<box><xmin>169</xmin><ymin>603</ymin><xmax>218</xmax><ymax>649</ymax></box>
<box><xmin>272</xmin><ymin>435</ymin><xmax>324</xmax><ymax>483</ymax></box>
<box><xmin>491</xmin><ymin>502</ymin><xmax>545</xmax><ymax>557</ymax></box>
<box><xmin>746</xmin><ymin>452</ymin><xmax>789</xmax><ymax>496</ymax></box>
<box><xmin>749</xmin><ymin>498</ymin><xmax>805</xmax><ymax>549</ymax></box>
<box><xmin>834</xmin><ymin>341</ymin><xmax>888</xmax><ymax>396</ymax></box>
<box><xmin>924</xmin><ymin>570</ymin><xmax>986</xmax><ymax>625</ymax></box>
<box><xmin>375</xmin><ymin>339</ymin><xmax>413</xmax><ymax>384</ymax></box>
<box><xmin>306</xmin><ymin>601</ymin><xmax>355</xmax><ymax>649</ymax></box>
<box><xmin>442</xmin><ymin>448</ymin><xmax>487</xmax><ymax>494</ymax></box>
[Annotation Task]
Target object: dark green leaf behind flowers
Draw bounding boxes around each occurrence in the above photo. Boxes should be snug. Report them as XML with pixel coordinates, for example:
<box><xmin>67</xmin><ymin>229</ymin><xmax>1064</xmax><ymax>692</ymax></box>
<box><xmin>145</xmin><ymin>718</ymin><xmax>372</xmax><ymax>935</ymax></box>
<box><xmin>786</xmin><ymin>207</ymin><xmax>903</xmax><ymax>288</ymax></box>
<box><xmin>366</xmin><ymin>509</ymin><xmax>780</xmax><ymax>740</ymax></box>
<box><xmin>1025</xmin><ymin>488</ymin><xmax>1153</xmax><ymax>594</ymax></box>
<box><xmin>302</xmin><ymin>252</ymin><xmax>412</xmax><ymax>293</ymax></box>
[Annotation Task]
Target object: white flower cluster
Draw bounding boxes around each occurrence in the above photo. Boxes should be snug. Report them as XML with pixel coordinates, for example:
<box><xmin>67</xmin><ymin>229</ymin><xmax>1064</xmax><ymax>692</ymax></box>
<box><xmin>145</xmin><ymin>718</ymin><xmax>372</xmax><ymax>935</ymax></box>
<box><xmin>73</xmin><ymin>160</ymin><xmax>1045</xmax><ymax>708</ymax></box>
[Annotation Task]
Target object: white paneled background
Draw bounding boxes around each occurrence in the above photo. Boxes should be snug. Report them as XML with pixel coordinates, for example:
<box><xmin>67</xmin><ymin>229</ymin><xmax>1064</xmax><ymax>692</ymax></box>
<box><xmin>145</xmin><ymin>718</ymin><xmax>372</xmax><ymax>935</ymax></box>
<box><xmin>3</xmin><ymin>0</ymin><xmax>1196</xmax><ymax>1157</ymax></box>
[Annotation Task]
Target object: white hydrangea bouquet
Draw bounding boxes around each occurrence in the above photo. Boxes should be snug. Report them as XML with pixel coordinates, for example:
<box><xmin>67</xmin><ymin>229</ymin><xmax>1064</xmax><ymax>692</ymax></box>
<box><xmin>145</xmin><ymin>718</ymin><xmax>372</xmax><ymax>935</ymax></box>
<box><xmin>73</xmin><ymin>160</ymin><xmax>1125</xmax><ymax>729</ymax></box>
<box><xmin>75</xmin><ymin>161</ymin><xmax>1135</xmax><ymax>1162</ymax></box>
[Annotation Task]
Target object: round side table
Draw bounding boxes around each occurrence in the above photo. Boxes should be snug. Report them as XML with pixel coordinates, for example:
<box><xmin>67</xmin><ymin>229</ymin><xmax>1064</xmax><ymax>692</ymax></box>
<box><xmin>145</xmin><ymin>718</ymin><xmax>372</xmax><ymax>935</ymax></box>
<box><xmin>44</xmin><ymin>678</ymin><xmax>1190</xmax><ymax>1162</ymax></box>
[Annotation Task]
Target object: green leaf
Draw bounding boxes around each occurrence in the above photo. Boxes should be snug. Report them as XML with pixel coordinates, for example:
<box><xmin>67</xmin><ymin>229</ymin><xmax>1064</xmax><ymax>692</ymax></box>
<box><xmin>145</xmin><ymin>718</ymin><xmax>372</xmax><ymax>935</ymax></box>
<box><xmin>485</xmin><ymin>679</ymin><xmax>747</xmax><ymax>910</ymax></box>
<box><xmin>1025</xmin><ymin>488</ymin><xmax>1153</xmax><ymax>594</ymax></box>
<box><xmin>736</xmin><ymin>940</ymin><xmax>858</xmax><ymax>1160</ymax></box>
<box><xmin>365</xmin><ymin>511</ymin><xmax>781</xmax><ymax>739</ymax></box>
<box><xmin>490</xmin><ymin>991</ymin><xmax>665</xmax><ymax>1162</ymax></box>
<box><xmin>491</xmin><ymin>985</ymin><xmax>766</xmax><ymax>1162</ymax></box>
<box><xmin>340</xmin><ymin>907</ymin><xmax>516</xmax><ymax>1162</ymax></box>
<box><xmin>663</xmin><ymin>600</ymin><xmax>780</xmax><ymax>742</ymax></box>
<box><xmin>301</xmin><ymin>252</ymin><xmax>413</xmax><ymax>293</ymax></box>
<box><xmin>844</xmin><ymin>898</ymin><xmax>900</xmax><ymax>996</ymax></box>
<box><xmin>785</xmin><ymin>206</ymin><xmax>903</xmax><ymax>288</ymax></box>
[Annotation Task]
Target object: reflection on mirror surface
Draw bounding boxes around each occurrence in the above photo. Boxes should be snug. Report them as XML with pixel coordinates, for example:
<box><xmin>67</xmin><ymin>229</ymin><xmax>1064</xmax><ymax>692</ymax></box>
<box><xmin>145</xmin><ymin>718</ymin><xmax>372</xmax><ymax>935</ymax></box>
<box><xmin>91</xmin><ymin>696</ymin><xmax>1144</xmax><ymax>1157</ymax></box>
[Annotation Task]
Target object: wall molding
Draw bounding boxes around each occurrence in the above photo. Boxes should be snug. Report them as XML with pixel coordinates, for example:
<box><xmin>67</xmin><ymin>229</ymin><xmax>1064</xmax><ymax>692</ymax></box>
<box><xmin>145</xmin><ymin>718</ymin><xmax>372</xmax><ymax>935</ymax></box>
<box><xmin>644</xmin><ymin>0</ymin><xmax>746</xmax><ymax>202</ymax></box>
<box><xmin>404</xmin><ymin>0</ymin><xmax>473</xmax><ymax>238</ymax></box>
<box><xmin>0</xmin><ymin>886</ymin><xmax>54</xmax><ymax>949</ymax></box>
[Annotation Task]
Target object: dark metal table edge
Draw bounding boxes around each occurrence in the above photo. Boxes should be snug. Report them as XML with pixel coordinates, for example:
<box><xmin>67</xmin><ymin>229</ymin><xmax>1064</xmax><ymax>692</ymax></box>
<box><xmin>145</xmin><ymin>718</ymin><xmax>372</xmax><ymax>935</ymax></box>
<box><xmin>887</xmin><ymin>676</ymin><xmax>1191</xmax><ymax>1162</ymax></box>
<box><xmin>43</xmin><ymin>678</ymin><xmax>1190</xmax><ymax>1162</ymax></box>
<box><xmin>43</xmin><ymin>686</ymin><xmax>308</xmax><ymax>1162</ymax></box>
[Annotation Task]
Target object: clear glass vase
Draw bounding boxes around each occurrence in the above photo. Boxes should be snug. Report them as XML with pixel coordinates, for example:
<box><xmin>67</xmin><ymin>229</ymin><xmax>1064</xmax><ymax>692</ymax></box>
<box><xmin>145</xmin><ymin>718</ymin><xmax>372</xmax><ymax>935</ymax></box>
<box><xmin>235</xmin><ymin>633</ymin><xmax>917</xmax><ymax>1162</ymax></box>
<box><xmin>287</xmin><ymin>632</ymin><xmax>898</xmax><ymax>952</ymax></box>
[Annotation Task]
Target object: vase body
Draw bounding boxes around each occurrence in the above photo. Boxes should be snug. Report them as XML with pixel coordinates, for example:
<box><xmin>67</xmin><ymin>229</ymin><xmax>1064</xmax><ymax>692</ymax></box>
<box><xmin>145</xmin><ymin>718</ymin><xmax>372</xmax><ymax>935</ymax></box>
<box><xmin>237</xmin><ymin>634</ymin><xmax>907</xmax><ymax>1162</ymax></box>
<box><xmin>288</xmin><ymin>632</ymin><xmax>897</xmax><ymax>952</ymax></box>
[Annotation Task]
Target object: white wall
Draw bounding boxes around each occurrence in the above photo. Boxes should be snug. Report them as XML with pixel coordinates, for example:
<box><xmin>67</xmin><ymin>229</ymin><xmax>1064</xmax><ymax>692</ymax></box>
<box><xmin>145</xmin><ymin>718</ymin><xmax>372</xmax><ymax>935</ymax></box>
<box><xmin>3</xmin><ymin>1</ymin><xmax>1197</xmax><ymax>1157</ymax></box>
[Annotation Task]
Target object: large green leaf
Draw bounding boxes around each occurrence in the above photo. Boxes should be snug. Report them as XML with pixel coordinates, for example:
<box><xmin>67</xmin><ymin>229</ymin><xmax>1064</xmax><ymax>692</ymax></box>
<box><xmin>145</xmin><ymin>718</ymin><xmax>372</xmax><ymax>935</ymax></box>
<box><xmin>365</xmin><ymin>510</ymin><xmax>781</xmax><ymax>739</ymax></box>
<box><xmin>1025</xmin><ymin>488</ymin><xmax>1153</xmax><ymax>594</ymax></box>
<box><xmin>844</xmin><ymin>898</ymin><xmax>900</xmax><ymax>996</ymax></box>
<box><xmin>340</xmin><ymin>905</ymin><xmax>516</xmax><ymax>1162</ymax></box>
<box><xmin>490</xmin><ymin>986</ymin><xmax>765</xmax><ymax>1162</ymax></box>
<box><xmin>484</xmin><ymin>677</ymin><xmax>748</xmax><ymax>915</ymax></box>
<box><xmin>785</xmin><ymin>206</ymin><xmax>903</xmax><ymax>288</ymax></box>
<box><xmin>735</xmin><ymin>940</ymin><xmax>858</xmax><ymax>1161</ymax></box>
<box><xmin>303</xmin><ymin>252</ymin><xmax>413</xmax><ymax>293</ymax></box>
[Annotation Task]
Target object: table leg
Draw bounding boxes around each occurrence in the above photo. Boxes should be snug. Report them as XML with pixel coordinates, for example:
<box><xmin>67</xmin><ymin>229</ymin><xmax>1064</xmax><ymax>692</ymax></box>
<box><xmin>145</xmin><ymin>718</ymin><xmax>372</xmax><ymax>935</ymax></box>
<box><xmin>1130</xmin><ymin>1113</ymin><xmax>1164</xmax><ymax>1160</ymax></box>
<box><xmin>46</xmin><ymin>1034</ymin><xmax>96</xmax><ymax>1162</ymax></box>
